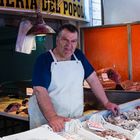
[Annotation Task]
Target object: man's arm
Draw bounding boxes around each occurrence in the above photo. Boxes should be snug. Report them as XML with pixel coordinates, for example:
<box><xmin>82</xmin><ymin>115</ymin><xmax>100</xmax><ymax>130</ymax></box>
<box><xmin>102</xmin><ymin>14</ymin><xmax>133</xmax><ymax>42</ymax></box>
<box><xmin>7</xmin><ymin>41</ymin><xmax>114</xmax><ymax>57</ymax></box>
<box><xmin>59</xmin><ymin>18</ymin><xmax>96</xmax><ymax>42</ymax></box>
<box><xmin>86</xmin><ymin>71</ymin><xmax>119</xmax><ymax>115</ymax></box>
<box><xmin>33</xmin><ymin>86</ymin><xmax>70</xmax><ymax>132</ymax></box>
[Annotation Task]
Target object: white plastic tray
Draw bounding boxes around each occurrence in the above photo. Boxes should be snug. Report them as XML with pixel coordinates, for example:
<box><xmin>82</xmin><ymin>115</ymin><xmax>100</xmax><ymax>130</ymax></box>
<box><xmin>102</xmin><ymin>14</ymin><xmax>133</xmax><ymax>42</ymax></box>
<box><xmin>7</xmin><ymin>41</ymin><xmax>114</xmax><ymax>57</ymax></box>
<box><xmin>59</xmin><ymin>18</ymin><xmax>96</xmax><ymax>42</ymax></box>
<box><xmin>80</xmin><ymin>99</ymin><xmax>140</xmax><ymax>140</ymax></box>
<box><xmin>1</xmin><ymin>125</ymin><xmax>66</xmax><ymax>140</ymax></box>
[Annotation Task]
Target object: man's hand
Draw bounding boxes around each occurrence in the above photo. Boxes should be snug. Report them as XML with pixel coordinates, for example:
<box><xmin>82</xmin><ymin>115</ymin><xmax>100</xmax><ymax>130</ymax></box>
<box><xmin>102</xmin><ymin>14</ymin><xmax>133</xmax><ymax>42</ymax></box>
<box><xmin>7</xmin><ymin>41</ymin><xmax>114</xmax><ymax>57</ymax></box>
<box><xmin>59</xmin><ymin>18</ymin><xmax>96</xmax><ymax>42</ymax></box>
<box><xmin>104</xmin><ymin>101</ymin><xmax>120</xmax><ymax>116</ymax></box>
<box><xmin>48</xmin><ymin>115</ymin><xmax>71</xmax><ymax>132</ymax></box>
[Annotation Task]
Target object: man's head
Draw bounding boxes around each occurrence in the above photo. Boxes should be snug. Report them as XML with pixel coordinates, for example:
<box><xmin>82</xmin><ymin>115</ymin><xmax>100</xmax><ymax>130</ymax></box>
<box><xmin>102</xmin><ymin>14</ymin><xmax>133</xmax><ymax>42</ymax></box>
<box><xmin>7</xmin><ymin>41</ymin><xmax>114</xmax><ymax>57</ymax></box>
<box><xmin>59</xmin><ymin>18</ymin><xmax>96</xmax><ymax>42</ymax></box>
<box><xmin>57</xmin><ymin>23</ymin><xmax>79</xmax><ymax>38</ymax></box>
<box><xmin>56</xmin><ymin>24</ymin><xmax>79</xmax><ymax>59</ymax></box>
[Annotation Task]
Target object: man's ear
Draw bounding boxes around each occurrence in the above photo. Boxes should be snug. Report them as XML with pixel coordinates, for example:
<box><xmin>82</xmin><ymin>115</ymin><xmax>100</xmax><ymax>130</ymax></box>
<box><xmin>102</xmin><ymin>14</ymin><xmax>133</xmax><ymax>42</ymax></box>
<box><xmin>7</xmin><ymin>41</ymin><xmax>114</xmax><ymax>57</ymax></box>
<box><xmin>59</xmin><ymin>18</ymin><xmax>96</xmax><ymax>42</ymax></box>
<box><xmin>76</xmin><ymin>42</ymin><xmax>79</xmax><ymax>48</ymax></box>
<box><xmin>56</xmin><ymin>36</ymin><xmax>59</xmax><ymax>42</ymax></box>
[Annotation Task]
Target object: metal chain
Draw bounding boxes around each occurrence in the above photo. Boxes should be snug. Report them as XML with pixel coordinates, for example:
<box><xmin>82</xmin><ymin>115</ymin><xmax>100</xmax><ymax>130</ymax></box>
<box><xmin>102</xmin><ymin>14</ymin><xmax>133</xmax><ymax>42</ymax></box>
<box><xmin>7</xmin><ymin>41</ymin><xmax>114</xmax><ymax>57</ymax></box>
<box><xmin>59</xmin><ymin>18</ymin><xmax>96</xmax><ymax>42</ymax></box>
<box><xmin>37</xmin><ymin>0</ymin><xmax>41</xmax><ymax>13</ymax></box>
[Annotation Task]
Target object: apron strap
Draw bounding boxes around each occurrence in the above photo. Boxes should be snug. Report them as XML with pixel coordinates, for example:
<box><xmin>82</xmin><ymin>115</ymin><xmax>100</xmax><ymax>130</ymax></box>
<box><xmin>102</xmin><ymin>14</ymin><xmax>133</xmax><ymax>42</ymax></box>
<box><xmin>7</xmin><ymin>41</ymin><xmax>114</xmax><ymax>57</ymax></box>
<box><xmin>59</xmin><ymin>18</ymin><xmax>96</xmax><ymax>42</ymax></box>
<box><xmin>49</xmin><ymin>50</ymin><xmax>57</xmax><ymax>62</ymax></box>
<box><xmin>73</xmin><ymin>53</ymin><xmax>79</xmax><ymax>63</ymax></box>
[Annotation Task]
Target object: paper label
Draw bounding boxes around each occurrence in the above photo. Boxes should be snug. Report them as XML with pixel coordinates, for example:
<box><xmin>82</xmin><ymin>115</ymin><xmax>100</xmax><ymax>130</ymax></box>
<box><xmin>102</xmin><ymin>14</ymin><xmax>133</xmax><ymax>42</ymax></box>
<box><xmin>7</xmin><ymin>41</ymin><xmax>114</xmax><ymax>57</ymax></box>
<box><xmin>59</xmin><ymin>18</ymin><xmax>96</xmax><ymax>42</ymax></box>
<box><xmin>26</xmin><ymin>87</ymin><xmax>33</xmax><ymax>96</ymax></box>
<box><xmin>101</xmin><ymin>73</ymin><xmax>109</xmax><ymax>81</ymax></box>
<box><xmin>87</xmin><ymin>120</ymin><xmax>105</xmax><ymax>131</ymax></box>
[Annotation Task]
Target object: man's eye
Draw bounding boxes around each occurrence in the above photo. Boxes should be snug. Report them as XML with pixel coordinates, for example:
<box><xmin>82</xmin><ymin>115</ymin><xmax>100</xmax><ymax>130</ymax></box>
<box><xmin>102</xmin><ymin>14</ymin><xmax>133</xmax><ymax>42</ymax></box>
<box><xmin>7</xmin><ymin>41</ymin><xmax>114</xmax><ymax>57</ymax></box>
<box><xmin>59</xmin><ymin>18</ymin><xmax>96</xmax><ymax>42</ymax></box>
<box><xmin>72</xmin><ymin>40</ymin><xmax>77</xmax><ymax>43</ymax></box>
<box><xmin>61</xmin><ymin>38</ymin><xmax>77</xmax><ymax>44</ymax></box>
<box><xmin>62</xmin><ymin>39</ymin><xmax>67</xmax><ymax>42</ymax></box>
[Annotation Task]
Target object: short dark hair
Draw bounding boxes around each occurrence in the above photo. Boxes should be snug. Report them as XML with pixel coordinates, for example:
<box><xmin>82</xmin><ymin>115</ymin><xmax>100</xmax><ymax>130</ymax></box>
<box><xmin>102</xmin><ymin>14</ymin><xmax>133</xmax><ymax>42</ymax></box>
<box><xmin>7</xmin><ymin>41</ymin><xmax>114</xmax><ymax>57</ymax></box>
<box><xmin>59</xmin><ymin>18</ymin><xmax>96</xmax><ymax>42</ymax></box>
<box><xmin>57</xmin><ymin>23</ymin><xmax>79</xmax><ymax>37</ymax></box>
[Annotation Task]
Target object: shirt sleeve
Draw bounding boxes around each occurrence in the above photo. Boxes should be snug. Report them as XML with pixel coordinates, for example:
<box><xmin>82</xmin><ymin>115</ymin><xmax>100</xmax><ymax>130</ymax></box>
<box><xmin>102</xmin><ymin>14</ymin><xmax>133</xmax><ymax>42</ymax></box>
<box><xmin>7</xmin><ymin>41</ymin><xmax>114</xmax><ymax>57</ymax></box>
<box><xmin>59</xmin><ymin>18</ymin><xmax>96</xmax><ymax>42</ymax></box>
<box><xmin>32</xmin><ymin>52</ymin><xmax>52</xmax><ymax>89</ymax></box>
<box><xmin>75</xmin><ymin>49</ymin><xmax>95</xmax><ymax>79</ymax></box>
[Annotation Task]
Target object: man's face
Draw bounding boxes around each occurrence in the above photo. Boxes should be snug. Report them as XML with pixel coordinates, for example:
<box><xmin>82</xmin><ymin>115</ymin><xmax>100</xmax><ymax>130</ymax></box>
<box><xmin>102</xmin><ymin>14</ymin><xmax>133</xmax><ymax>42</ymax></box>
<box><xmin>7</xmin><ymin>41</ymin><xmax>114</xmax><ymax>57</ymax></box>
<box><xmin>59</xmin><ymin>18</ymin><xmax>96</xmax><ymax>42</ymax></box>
<box><xmin>56</xmin><ymin>29</ymin><xmax>78</xmax><ymax>59</ymax></box>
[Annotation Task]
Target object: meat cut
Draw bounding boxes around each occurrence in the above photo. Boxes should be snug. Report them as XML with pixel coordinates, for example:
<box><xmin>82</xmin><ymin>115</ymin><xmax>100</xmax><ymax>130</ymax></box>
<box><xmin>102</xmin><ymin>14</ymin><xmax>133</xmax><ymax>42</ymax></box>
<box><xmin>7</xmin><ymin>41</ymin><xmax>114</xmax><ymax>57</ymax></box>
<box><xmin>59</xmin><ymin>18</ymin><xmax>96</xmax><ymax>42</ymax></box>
<box><xmin>4</xmin><ymin>102</ymin><xmax>21</xmax><ymax>112</ymax></box>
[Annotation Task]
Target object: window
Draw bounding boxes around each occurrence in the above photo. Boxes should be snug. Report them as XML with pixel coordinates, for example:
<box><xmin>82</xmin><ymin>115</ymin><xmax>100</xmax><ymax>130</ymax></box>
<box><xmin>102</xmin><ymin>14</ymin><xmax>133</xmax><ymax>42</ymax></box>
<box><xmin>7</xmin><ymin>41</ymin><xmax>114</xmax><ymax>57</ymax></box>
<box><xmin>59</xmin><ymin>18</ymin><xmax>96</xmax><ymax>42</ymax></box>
<box><xmin>92</xmin><ymin>0</ymin><xmax>102</xmax><ymax>26</ymax></box>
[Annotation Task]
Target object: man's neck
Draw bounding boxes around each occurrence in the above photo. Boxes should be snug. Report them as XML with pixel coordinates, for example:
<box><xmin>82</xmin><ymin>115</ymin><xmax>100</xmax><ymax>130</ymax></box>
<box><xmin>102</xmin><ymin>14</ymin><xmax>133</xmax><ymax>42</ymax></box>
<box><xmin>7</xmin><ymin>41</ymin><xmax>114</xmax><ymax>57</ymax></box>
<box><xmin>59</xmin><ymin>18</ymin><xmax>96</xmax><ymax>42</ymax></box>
<box><xmin>53</xmin><ymin>48</ymin><xmax>71</xmax><ymax>61</ymax></box>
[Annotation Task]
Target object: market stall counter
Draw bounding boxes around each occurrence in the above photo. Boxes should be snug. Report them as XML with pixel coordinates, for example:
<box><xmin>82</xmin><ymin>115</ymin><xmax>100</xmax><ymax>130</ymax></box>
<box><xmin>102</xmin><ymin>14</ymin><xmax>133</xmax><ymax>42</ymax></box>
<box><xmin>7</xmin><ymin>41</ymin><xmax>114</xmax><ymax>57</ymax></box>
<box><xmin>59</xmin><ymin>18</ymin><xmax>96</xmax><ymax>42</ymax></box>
<box><xmin>84</xmin><ymin>86</ymin><xmax>140</xmax><ymax>111</ymax></box>
<box><xmin>0</xmin><ymin>97</ymin><xmax>29</xmax><ymax>137</ymax></box>
<box><xmin>1</xmin><ymin>99</ymin><xmax>140</xmax><ymax>140</ymax></box>
<box><xmin>0</xmin><ymin>97</ymin><xmax>28</xmax><ymax>120</ymax></box>
<box><xmin>1</xmin><ymin>80</ymin><xmax>140</xmax><ymax>137</ymax></box>
<box><xmin>0</xmin><ymin>80</ymin><xmax>31</xmax><ymax>136</ymax></box>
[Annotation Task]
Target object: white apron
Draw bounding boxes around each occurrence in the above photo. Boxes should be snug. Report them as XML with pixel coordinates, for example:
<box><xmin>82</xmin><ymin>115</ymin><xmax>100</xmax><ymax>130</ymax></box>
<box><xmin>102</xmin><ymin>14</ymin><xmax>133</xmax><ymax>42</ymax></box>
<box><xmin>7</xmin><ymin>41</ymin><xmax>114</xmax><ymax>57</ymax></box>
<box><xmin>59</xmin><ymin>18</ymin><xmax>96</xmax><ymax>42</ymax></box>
<box><xmin>28</xmin><ymin>50</ymin><xmax>84</xmax><ymax>129</ymax></box>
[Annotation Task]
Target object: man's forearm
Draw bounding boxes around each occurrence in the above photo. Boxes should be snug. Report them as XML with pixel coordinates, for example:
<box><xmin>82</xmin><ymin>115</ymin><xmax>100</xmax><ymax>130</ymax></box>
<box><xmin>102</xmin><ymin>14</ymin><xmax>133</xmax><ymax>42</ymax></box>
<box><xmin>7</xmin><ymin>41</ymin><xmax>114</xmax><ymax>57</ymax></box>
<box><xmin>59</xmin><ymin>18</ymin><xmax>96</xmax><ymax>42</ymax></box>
<box><xmin>34</xmin><ymin>86</ymin><xmax>57</xmax><ymax>121</ymax></box>
<box><xmin>86</xmin><ymin>72</ymin><xmax>109</xmax><ymax>106</ymax></box>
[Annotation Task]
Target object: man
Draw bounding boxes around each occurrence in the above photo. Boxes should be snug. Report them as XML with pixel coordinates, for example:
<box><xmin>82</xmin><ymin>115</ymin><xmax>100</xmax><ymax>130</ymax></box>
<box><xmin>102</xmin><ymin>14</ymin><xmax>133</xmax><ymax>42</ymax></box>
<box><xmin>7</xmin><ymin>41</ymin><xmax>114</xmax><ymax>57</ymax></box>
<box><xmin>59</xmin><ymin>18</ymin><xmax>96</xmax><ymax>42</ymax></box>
<box><xmin>28</xmin><ymin>23</ymin><xmax>119</xmax><ymax>132</ymax></box>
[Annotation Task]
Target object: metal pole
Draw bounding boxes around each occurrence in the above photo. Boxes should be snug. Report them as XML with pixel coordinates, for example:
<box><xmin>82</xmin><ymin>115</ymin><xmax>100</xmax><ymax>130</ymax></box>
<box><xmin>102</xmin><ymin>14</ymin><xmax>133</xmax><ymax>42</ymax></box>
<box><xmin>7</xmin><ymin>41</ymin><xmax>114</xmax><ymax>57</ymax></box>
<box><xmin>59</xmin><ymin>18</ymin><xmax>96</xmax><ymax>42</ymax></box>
<box><xmin>127</xmin><ymin>24</ymin><xmax>132</xmax><ymax>80</ymax></box>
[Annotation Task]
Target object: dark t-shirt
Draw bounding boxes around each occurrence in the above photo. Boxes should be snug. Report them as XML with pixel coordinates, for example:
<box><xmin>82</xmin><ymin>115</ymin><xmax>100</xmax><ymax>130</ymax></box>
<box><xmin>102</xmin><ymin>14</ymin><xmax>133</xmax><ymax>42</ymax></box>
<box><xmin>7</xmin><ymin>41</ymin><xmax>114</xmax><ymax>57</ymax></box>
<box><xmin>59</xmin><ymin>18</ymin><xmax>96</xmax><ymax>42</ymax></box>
<box><xmin>32</xmin><ymin>49</ymin><xmax>94</xmax><ymax>89</ymax></box>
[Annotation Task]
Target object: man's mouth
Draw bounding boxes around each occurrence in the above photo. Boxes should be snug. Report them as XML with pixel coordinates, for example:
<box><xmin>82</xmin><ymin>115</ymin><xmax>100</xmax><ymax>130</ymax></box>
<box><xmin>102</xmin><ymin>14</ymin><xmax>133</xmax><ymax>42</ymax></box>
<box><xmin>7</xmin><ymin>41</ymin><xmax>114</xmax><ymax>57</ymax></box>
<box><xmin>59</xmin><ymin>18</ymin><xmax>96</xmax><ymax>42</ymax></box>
<box><xmin>64</xmin><ymin>48</ymin><xmax>72</xmax><ymax>53</ymax></box>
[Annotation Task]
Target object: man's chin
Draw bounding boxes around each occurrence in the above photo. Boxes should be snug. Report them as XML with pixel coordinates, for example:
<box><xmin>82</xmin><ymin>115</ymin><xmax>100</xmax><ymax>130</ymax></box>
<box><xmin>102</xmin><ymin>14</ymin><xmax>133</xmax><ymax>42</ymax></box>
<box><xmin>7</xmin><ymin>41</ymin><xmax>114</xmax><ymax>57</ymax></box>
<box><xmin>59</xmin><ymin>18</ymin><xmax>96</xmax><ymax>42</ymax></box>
<box><xmin>64</xmin><ymin>51</ymin><xmax>72</xmax><ymax>57</ymax></box>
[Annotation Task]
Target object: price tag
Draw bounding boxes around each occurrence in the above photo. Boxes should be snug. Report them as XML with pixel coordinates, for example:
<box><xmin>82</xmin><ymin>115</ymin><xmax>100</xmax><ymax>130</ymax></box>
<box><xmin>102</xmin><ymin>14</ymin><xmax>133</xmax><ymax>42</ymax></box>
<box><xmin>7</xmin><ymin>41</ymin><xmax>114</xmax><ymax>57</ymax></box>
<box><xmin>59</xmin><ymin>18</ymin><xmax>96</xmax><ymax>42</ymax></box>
<box><xmin>101</xmin><ymin>73</ymin><xmax>109</xmax><ymax>81</ymax></box>
<box><xmin>26</xmin><ymin>87</ymin><xmax>33</xmax><ymax>96</ymax></box>
<box><xmin>87</xmin><ymin>120</ymin><xmax>105</xmax><ymax>131</ymax></box>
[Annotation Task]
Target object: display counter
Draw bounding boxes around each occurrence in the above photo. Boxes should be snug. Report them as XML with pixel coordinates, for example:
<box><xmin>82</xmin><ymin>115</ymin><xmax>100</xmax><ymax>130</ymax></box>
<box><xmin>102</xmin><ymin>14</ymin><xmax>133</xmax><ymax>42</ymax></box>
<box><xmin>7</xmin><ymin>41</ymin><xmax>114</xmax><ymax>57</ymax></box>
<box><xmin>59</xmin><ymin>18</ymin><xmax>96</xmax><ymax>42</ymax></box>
<box><xmin>0</xmin><ymin>97</ymin><xmax>28</xmax><ymax>121</ymax></box>
<box><xmin>1</xmin><ymin>83</ymin><xmax>140</xmax><ymax>137</ymax></box>
<box><xmin>1</xmin><ymin>99</ymin><xmax>140</xmax><ymax>140</ymax></box>
<box><xmin>0</xmin><ymin>97</ymin><xmax>29</xmax><ymax>136</ymax></box>
<box><xmin>84</xmin><ymin>87</ymin><xmax>140</xmax><ymax>110</ymax></box>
